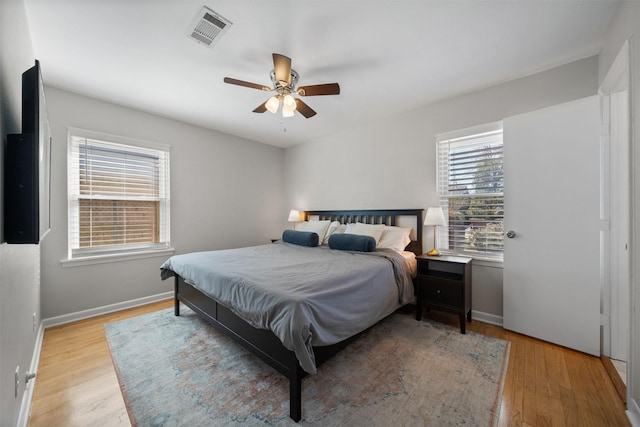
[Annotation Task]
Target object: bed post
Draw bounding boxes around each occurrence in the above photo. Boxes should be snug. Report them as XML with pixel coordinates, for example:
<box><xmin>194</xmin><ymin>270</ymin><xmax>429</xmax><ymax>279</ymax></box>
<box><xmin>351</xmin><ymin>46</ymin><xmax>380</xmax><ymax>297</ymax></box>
<box><xmin>290</xmin><ymin>365</ymin><xmax>303</xmax><ymax>422</ymax></box>
<box><xmin>174</xmin><ymin>276</ymin><xmax>180</xmax><ymax>316</ymax></box>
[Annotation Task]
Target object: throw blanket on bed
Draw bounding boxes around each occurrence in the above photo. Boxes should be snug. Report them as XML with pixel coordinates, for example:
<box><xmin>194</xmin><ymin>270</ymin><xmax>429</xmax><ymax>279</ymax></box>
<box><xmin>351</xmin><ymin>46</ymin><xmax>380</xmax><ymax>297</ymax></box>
<box><xmin>160</xmin><ymin>243</ymin><xmax>414</xmax><ymax>374</ymax></box>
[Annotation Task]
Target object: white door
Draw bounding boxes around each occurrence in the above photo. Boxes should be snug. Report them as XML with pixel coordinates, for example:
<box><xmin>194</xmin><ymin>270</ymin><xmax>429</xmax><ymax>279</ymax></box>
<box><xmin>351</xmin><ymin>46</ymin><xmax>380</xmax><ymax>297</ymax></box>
<box><xmin>503</xmin><ymin>96</ymin><xmax>601</xmax><ymax>356</ymax></box>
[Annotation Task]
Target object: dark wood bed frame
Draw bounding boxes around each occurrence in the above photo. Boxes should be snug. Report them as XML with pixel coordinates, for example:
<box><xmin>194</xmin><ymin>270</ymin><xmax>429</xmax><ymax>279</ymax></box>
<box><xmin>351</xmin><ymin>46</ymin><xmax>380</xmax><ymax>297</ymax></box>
<box><xmin>173</xmin><ymin>209</ymin><xmax>424</xmax><ymax>422</ymax></box>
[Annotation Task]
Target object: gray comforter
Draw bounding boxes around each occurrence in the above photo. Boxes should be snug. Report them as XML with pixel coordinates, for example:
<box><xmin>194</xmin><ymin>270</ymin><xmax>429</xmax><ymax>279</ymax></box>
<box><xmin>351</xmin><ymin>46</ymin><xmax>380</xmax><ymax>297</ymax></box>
<box><xmin>160</xmin><ymin>242</ymin><xmax>414</xmax><ymax>374</ymax></box>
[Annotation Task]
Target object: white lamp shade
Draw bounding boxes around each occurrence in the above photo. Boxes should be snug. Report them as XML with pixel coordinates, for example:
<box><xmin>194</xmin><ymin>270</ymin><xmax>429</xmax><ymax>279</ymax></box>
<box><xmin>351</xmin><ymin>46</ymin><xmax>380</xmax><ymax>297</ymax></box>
<box><xmin>265</xmin><ymin>96</ymin><xmax>280</xmax><ymax>113</ymax></box>
<box><xmin>283</xmin><ymin>94</ymin><xmax>296</xmax><ymax>108</ymax></box>
<box><xmin>424</xmin><ymin>207</ymin><xmax>446</xmax><ymax>226</ymax></box>
<box><xmin>288</xmin><ymin>210</ymin><xmax>300</xmax><ymax>222</ymax></box>
<box><xmin>282</xmin><ymin>103</ymin><xmax>295</xmax><ymax>117</ymax></box>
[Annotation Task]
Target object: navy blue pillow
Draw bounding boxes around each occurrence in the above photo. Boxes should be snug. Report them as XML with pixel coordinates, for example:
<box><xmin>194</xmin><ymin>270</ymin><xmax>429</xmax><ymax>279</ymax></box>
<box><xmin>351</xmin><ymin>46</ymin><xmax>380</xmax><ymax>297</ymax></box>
<box><xmin>282</xmin><ymin>229</ymin><xmax>319</xmax><ymax>247</ymax></box>
<box><xmin>328</xmin><ymin>233</ymin><xmax>376</xmax><ymax>252</ymax></box>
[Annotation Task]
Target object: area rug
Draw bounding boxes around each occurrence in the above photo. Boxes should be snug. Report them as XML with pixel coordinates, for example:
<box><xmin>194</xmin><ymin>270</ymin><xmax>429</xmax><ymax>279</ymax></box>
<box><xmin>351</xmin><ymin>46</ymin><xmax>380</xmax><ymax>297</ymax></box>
<box><xmin>105</xmin><ymin>307</ymin><xmax>509</xmax><ymax>426</ymax></box>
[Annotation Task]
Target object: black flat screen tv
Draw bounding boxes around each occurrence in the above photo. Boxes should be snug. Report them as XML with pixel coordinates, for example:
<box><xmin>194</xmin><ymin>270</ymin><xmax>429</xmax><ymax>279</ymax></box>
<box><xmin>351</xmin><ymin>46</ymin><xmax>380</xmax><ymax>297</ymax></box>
<box><xmin>4</xmin><ymin>60</ymin><xmax>51</xmax><ymax>244</ymax></box>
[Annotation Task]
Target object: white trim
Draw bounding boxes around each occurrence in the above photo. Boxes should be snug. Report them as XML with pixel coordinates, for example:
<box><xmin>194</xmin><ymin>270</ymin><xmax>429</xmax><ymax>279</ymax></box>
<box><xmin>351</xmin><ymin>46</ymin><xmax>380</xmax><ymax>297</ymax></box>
<box><xmin>16</xmin><ymin>322</ymin><xmax>44</xmax><ymax>427</ymax></box>
<box><xmin>66</xmin><ymin>127</ymin><xmax>172</xmax><ymax>261</ymax></box>
<box><xmin>600</xmin><ymin>40</ymin><xmax>630</xmax><ymax>95</ymax></box>
<box><xmin>19</xmin><ymin>293</ymin><xmax>172</xmax><ymax>424</ymax></box>
<box><xmin>67</xmin><ymin>126</ymin><xmax>171</xmax><ymax>152</ymax></box>
<box><xmin>628</xmin><ymin>397</ymin><xmax>640</xmax><ymax>427</ymax></box>
<box><xmin>471</xmin><ymin>310</ymin><xmax>503</xmax><ymax>327</ymax></box>
<box><xmin>61</xmin><ymin>247</ymin><xmax>175</xmax><ymax>268</ymax></box>
<box><xmin>437</xmin><ymin>252</ymin><xmax>504</xmax><ymax>267</ymax></box>
<box><xmin>42</xmin><ymin>292</ymin><xmax>173</xmax><ymax>328</ymax></box>
<box><xmin>629</xmin><ymin>32</ymin><xmax>639</xmax><ymax>427</ymax></box>
<box><xmin>436</xmin><ymin>122</ymin><xmax>504</xmax><ymax>260</ymax></box>
<box><xmin>601</xmin><ymin>91</ymin><xmax>613</xmax><ymax>358</ymax></box>
<box><xmin>436</xmin><ymin>120</ymin><xmax>503</xmax><ymax>142</ymax></box>
<box><xmin>600</xmin><ymin>38</ymin><xmax>637</xmax><ymax>409</ymax></box>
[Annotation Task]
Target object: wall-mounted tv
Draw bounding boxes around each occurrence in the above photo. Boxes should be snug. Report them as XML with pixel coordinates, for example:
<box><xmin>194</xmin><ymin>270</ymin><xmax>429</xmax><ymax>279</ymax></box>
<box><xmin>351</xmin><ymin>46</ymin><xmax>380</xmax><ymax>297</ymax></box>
<box><xmin>4</xmin><ymin>60</ymin><xmax>51</xmax><ymax>244</ymax></box>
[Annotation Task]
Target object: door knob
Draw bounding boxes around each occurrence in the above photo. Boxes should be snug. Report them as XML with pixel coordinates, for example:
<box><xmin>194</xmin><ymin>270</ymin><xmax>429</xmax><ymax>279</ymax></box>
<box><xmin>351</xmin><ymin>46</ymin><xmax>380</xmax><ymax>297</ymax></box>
<box><xmin>506</xmin><ymin>230</ymin><xmax>516</xmax><ymax>239</ymax></box>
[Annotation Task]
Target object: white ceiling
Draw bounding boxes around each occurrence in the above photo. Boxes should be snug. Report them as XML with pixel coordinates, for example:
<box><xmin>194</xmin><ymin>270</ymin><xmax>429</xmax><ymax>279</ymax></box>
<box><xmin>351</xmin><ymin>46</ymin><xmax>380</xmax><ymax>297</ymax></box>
<box><xmin>23</xmin><ymin>0</ymin><xmax>619</xmax><ymax>148</ymax></box>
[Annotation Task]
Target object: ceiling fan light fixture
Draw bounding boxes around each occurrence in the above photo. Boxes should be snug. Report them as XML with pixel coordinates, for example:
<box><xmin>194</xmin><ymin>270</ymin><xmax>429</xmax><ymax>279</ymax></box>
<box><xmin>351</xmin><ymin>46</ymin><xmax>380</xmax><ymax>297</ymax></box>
<box><xmin>283</xmin><ymin>94</ymin><xmax>296</xmax><ymax>109</ymax></box>
<box><xmin>265</xmin><ymin>96</ymin><xmax>280</xmax><ymax>113</ymax></box>
<box><xmin>282</xmin><ymin>103</ymin><xmax>295</xmax><ymax>118</ymax></box>
<box><xmin>224</xmin><ymin>53</ymin><xmax>339</xmax><ymax>119</ymax></box>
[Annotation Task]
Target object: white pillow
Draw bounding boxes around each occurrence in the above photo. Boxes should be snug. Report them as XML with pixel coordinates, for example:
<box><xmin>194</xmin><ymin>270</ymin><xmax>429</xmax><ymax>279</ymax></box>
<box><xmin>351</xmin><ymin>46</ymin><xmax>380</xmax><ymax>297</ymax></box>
<box><xmin>377</xmin><ymin>226</ymin><xmax>412</xmax><ymax>252</ymax></box>
<box><xmin>295</xmin><ymin>220</ymin><xmax>331</xmax><ymax>243</ymax></box>
<box><xmin>322</xmin><ymin>221</ymin><xmax>341</xmax><ymax>245</ymax></box>
<box><xmin>345</xmin><ymin>222</ymin><xmax>386</xmax><ymax>245</ymax></box>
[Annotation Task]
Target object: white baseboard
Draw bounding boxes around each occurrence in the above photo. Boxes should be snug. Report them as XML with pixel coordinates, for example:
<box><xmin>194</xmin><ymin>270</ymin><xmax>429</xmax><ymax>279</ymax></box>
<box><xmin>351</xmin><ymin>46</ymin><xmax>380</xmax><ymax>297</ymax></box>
<box><xmin>17</xmin><ymin>321</ymin><xmax>44</xmax><ymax>427</ymax></box>
<box><xmin>16</xmin><ymin>294</ymin><xmax>501</xmax><ymax>426</ymax></box>
<box><xmin>628</xmin><ymin>397</ymin><xmax>640</xmax><ymax>427</ymax></box>
<box><xmin>471</xmin><ymin>309</ymin><xmax>503</xmax><ymax>327</ymax></box>
<box><xmin>42</xmin><ymin>292</ymin><xmax>173</xmax><ymax>328</ymax></box>
<box><xmin>19</xmin><ymin>292</ymin><xmax>171</xmax><ymax>426</ymax></box>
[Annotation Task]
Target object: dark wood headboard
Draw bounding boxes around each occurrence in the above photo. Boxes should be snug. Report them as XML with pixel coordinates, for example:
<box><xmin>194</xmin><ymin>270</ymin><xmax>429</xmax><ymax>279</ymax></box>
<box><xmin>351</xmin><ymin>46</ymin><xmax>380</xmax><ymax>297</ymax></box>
<box><xmin>304</xmin><ymin>209</ymin><xmax>424</xmax><ymax>255</ymax></box>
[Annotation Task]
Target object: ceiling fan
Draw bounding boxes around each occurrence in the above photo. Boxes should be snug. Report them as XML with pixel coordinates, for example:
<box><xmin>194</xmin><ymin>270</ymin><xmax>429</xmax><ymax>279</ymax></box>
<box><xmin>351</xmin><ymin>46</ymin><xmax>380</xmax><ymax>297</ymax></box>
<box><xmin>223</xmin><ymin>53</ymin><xmax>340</xmax><ymax>119</ymax></box>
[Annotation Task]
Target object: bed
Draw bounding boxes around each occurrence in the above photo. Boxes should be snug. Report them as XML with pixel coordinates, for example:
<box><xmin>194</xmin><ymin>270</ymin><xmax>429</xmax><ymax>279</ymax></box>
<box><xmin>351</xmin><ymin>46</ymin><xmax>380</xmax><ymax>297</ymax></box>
<box><xmin>160</xmin><ymin>209</ymin><xmax>424</xmax><ymax>422</ymax></box>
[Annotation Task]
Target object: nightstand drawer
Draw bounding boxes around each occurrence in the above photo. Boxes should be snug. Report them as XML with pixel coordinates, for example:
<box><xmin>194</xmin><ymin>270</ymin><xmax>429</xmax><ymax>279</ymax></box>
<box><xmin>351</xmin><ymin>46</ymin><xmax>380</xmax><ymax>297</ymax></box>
<box><xmin>420</xmin><ymin>278</ymin><xmax>462</xmax><ymax>307</ymax></box>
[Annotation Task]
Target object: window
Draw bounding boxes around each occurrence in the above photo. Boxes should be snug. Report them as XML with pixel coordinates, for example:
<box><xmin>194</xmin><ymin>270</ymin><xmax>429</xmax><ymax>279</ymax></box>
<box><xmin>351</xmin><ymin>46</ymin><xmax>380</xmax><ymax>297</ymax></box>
<box><xmin>67</xmin><ymin>129</ymin><xmax>170</xmax><ymax>260</ymax></box>
<box><xmin>436</xmin><ymin>122</ymin><xmax>503</xmax><ymax>260</ymax></box>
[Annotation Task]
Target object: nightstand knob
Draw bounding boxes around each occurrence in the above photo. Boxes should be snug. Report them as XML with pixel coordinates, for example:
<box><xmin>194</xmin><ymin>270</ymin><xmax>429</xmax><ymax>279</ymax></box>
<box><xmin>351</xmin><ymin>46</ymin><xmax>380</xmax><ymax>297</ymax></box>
<box><xmin>436</xmin><ymin>289</ymin><xmax>441</xmax><ymax>294</ymax></box>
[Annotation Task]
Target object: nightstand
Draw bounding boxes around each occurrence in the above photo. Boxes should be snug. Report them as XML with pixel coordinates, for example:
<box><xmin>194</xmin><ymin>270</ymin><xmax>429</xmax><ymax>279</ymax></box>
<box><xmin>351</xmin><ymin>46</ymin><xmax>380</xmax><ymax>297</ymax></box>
<box><xmin>415</xmin><ymin>255</ymin><xmax>472</xmax><ymax>333</ymax></box>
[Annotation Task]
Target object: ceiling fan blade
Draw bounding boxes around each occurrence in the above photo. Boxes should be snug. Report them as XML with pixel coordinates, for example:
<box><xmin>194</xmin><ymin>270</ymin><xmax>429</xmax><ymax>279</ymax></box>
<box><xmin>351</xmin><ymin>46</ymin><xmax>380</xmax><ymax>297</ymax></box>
<box><xmin>273</xmin><ymin>53</ymin><xmax>292</xmax><ymax>86</ymax></box>
<box><xmin>252</xmin><ymin>101</ymin><xmax>268</xmax><ymax>113</ymax></box>
<box><xmin>297</xmin><ymin>83</ymin><xmax>340</xmax><ymax>96</ymax></box>
<box><xmin>224</xmin><ymin>77</ymin><xmax>270</xmax><ymax>91</ymax></box>
<box><xmin>295</xmin><ymin>98</ymin><xmax>317</xmax><ymax>118</ymax></box>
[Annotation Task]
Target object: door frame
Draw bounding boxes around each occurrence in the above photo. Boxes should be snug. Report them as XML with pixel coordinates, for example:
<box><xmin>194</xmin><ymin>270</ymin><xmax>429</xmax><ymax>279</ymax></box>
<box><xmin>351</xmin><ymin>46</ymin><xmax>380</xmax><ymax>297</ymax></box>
<box><xmin>599</xmin><ymin>40</ymin><xmax>631</xmax><ymax>366</ymax></box>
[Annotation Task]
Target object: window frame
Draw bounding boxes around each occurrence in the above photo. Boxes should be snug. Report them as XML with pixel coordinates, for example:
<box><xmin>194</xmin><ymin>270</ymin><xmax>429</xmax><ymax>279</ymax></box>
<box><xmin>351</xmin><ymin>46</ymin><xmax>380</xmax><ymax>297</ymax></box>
<box><xmin>436</xmin><ymin>121</ymin><xmax>504</xmax><ymax>262</ymax></box>
<box><xmin>64</xmin><ymin>128</ymin><xmax>173</xmax><ymax>266</ymax></box>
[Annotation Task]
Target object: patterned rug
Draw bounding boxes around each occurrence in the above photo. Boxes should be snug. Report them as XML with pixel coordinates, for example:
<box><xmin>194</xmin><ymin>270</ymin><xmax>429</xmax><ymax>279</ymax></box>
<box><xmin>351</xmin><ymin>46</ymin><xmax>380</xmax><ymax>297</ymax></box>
<box><xmin>105</xmin><ymin>307</ymin><xmax>509</xmax><ymax>426</ymax></box>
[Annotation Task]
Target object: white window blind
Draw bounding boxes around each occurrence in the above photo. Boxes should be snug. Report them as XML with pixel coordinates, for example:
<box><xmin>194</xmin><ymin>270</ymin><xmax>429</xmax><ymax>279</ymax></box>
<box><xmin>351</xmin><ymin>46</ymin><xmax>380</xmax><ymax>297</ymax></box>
<box><xmin>68</xmin><ymin>131</ymin><xmax>170</xmax><ymax>259</ymax></box>
<box><xmin>436</xmin><ymin>125</ymin><xmax>504</xmax><ymax>260</ymax></box>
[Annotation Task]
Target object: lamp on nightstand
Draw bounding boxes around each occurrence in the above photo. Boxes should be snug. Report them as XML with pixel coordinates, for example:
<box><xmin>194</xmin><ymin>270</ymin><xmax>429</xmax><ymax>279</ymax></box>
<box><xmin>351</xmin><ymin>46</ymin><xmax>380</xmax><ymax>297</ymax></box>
<box><xmin>288</xmin><ymin>210</ymin><xmax>300</xmax><ymax>229</ymax></box>
<box><xmin>424</xmin><ymin>207</ymin><xmax>446</xmax><ymax>256</ymax></box>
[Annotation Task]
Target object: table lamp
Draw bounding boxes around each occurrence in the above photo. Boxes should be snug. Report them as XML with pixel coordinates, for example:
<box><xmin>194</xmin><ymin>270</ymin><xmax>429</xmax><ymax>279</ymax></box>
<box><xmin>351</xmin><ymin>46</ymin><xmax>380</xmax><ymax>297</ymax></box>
<box><xmin>288</xmin><ymin>210</ymin><xmax>300</xmax><ymax>229</ymax></box>
<box><xmin>424</xmin><ymin>207</ymin><xmax>446</xmax><ymax>256</ymax></box>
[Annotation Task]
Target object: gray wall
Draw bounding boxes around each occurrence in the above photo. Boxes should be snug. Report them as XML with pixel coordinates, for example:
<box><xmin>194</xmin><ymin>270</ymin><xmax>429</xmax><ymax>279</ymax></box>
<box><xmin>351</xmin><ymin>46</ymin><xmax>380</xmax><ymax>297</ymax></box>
<box><xmin>284</xmin><ymin>56</ymin><xmax>599</xmax><ymax>320</ymax></box>
<box><xmin>0</xmin><ymin>0</ymin><xmax>41</xmax><ymax>425</ymax></box>
<box><xmin>0</xmin><ymin>2</ymin><xmax>620</xmax><ymax>423</ymax></box>
<box><xmin>599</xmin><ymin>0</ymin><xmax>640</xmax><ymax>419</ymax></box>
<box><xmin>40</xmin><ymin>87</ymin><xmax>286</xmax><ymax>318</ymax></box>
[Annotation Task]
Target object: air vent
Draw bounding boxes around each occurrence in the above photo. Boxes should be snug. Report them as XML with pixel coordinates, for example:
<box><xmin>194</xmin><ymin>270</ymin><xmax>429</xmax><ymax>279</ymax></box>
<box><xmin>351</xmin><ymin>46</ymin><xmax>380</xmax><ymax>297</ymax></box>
<box><xmin>188</xmin><ymin>7</ymin><xmax>232</xmax><ymax>48</ymax></box>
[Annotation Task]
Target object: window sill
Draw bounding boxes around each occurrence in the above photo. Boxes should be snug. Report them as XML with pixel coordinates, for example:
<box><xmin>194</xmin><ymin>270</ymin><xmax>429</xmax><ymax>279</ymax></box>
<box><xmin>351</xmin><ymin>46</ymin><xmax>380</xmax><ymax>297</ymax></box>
<box><xmin>61</xmin><ymin>247</ymin><xmax>175</xmax><ymax>268</ymax></box>
<box><xmin>438</xmin><ymin>252</ymin><xmax>503</xmax><ymax>268</ymax></box>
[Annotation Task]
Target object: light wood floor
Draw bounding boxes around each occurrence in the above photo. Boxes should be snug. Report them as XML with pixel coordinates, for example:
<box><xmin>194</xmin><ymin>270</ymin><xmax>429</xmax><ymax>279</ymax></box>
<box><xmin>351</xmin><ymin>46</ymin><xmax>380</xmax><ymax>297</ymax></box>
<box><xmin>28</xmin><ymin>300</ymin><xmax>630</xmax><ymax>426</ymax></box>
